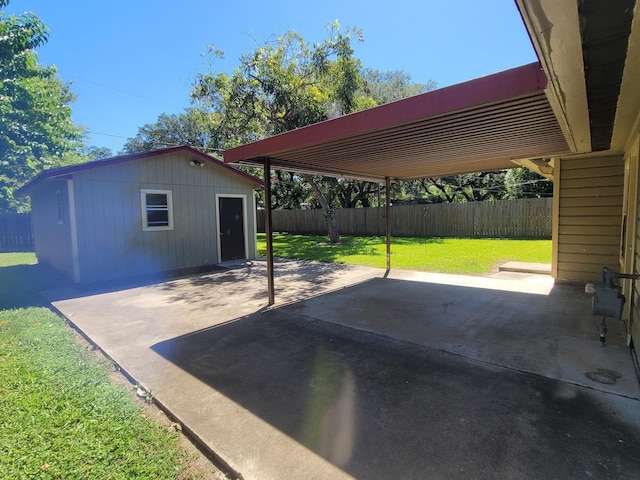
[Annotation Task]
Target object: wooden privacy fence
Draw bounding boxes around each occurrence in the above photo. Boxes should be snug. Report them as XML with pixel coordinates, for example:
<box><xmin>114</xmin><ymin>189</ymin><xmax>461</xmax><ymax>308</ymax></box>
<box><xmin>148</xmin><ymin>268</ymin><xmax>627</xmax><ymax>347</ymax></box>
<box><xmin>257</xmin><ymin>198</ymin><xmax>552</xmax><ymax>238</ymax></box>
<box><xmin>0</xmin><ymin>213</ymin><xmax>34</xmax><ymax>251</ymax></box>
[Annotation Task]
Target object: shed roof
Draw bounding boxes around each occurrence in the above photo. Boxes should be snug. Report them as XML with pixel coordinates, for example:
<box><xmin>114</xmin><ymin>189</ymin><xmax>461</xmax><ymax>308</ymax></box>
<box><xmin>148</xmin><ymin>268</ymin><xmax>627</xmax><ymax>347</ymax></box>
<box><xmin>223</xmin><ymin>62</ymin><xmax>571</xmax><ymax>182</ymax></box>
<box><xmin>17</xmin><ymin>146</ymin><xmax>264</xmax><ymax>196</ymax></box>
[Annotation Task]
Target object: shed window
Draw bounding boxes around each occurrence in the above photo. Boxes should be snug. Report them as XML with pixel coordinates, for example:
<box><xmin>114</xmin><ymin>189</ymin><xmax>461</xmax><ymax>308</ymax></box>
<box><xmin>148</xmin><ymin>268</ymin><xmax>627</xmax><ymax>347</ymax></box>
<box><xmin>141</xmin><ymin>189</ymin><xmax>173</xmax><ymax>231</ymax></box>
<box><xmin>55</xmin><ymin>190</ymin><xmax>64</xmax><ymax>224</ymax></box>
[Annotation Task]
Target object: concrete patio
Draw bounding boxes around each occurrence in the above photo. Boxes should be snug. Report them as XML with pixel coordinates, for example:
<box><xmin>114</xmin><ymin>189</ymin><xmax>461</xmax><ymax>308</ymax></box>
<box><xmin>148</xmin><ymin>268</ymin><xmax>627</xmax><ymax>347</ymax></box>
<box><xmin>45</xmin><ymin>259</ymin><xmax>640</xmax><ymax>479</ymax></box>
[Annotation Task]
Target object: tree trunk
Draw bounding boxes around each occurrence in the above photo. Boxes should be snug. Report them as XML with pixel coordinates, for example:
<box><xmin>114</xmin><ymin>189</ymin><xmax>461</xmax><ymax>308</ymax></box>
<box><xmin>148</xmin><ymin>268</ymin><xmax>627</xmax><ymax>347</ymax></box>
<box><xmin>301</xmin><ymin>173</ymin><xmax>340</xmax><ymax>243</ymax></box>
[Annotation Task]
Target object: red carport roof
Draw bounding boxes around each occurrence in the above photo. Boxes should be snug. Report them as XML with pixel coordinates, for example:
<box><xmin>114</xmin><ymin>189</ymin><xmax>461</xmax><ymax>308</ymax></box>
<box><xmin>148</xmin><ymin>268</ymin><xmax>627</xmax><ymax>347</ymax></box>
<box><xmin>224</xmin><ymin>62</ymin><xmax>571</xmax><ymax>182</ymax></box>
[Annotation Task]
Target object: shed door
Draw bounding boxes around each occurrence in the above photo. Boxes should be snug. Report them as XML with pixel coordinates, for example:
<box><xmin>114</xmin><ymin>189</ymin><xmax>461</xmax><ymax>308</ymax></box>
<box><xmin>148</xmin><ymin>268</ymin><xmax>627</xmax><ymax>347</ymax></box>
<box><xmin>218</xmin><ymin>196</ymin><xmax>246</xmax><ymax>262</ymax></box>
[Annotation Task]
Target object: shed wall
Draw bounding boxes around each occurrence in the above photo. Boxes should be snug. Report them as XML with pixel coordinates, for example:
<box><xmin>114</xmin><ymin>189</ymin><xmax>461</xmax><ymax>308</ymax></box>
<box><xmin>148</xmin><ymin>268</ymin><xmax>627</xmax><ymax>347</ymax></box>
<box><xmin>30</xmin><ymin>178</ymin><xmax>75</xmax><ymax>280</ymax></box>
<box><xmin>554</xmin><ymin>156</ymin><xmax>624</xmax><ymax>282</ymax></box>
<box><xmin>71</xmin><ymin>151</ymin><xmax>257</xmax><ymax>283</ymax></box>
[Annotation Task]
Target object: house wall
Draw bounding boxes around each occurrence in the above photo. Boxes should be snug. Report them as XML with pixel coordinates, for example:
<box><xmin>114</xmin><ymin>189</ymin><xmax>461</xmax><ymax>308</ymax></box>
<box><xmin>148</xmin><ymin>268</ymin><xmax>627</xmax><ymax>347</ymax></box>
<box><xmin>30</xmin><ymin>178</ymin><xmax>76</xmax><ymax>280</ymax></box>
<box><xmin>71</xmin><ymin>150</ymin><xmax>257</xmax><ymax>283</ymax></box>
<box><xmin>553</xmin><ymin>155</ymin><xmax>624</xmax><ymax>283</ymax></box>
<box><xmin>628</xmin><ymin>135</ymin><xmax>640</xmax><ymax>349</ymax></box>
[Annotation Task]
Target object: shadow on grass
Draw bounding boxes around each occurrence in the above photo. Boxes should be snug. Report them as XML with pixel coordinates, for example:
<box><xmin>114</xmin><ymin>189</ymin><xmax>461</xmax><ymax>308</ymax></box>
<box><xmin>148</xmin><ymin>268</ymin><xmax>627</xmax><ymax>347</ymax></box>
<box><xmin>264</xmin><ymin>234</ymin><xmax>445</xmax><ymax>263</ymax></box>
<box><xmin>0</xmin><ymin>259</ymin><xmax>220</xmax><ymax>308</ymax></box>
<box><xmin>0</xmin><ymin>263</ymin><xmax>69</xmax><ymax>309</ymax></box>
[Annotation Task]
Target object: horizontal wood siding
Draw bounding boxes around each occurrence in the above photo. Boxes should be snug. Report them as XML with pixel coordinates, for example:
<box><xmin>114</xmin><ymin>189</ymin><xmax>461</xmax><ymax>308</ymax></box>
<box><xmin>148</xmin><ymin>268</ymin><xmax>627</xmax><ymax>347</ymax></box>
<box><xmin>556</xmin><ymin>156</ymin><xmax>624</xmax><ymax>282</ymax></box>
<box><xmin>258</xmin><ymin>198</ymin><xmax>552</xmax><ymax>238</ymax></box>
<box><xmin>73</xmin><ymin>151</ymin><xmax>257</xmax><ymax>283</ymax></box>
<box><xmin>630</xmin><ymin>137</ymin><xmax>640</xmax><ymax>352</ymax></box>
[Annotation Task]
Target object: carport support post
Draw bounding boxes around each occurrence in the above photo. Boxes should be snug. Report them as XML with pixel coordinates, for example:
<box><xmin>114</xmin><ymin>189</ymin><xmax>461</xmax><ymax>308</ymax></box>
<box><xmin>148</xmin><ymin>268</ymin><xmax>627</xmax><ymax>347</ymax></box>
<box><xmin>386</xmin><ymin>176</ymin><xmax>391</xmax><ymax>272</ymax></box>
<box><xmin>263</xmin><ymin>157</ymin><xmax>275</xmax><ymax>305</ymax></box>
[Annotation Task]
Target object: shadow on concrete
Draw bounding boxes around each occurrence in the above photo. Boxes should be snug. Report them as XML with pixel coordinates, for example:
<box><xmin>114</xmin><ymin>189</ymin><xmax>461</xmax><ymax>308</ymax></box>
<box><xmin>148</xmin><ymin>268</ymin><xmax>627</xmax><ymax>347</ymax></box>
<box><xmin>155</xmin><ymin>259</ymin><xmax>354</xmax><ymax>309</ymax></box>
<box><xmin>44</xmin><ymin>258</ymin><xmax>361</xmax><ymax>310</ymax></box>
<box><xmin>151</xmin><ymin>277</ymin><xmax>640</xmax><ymax>479</ymax></box>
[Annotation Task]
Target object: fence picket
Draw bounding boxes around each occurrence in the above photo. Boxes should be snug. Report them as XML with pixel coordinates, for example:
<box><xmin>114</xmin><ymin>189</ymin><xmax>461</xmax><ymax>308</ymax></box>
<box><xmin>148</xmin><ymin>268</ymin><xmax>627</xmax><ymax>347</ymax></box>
<box><xmin>0</xmin><ymin>213</ymin><xmax>33</xmax><ymax>251</ymax></box>
<box><xmin>257</xmin><ymin>198</ymin><xmax>552</xmax><ymax>238</ymax></box>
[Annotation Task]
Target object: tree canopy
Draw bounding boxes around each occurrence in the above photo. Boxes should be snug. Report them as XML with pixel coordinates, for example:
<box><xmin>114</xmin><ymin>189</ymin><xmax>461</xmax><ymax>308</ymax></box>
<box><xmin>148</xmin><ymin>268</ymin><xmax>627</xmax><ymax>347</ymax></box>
<box><xmin>123</xmin><ymin>109</ymin><xmax>224</xmax><ymax>155</ymax></box>
<box><xmin>125</xmin><ymin>21</ymin><xmax>551</xmax><ymax>240</ymax></box>
<box><xmin>0</xmin><ymin>0</ymin><xmax>86</xmax><ymax>212</ymax></box>
<box><xmin>191</xmin><ymin>24</ymin><xmax>369</xmax><ymax>141</ymax></box>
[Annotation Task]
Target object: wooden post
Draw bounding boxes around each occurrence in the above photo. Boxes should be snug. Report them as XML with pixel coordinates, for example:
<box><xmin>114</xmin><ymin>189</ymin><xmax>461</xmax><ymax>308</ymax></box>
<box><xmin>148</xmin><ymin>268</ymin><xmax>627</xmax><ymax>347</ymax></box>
<box><xmin>263</xmin><ymin>158</ymin><xmax>275</xmax><ymax>305</ymax></box>
<box><xmin>386</xmin><ymin>176</ymin><xmax>391</xmax><ymax>272</ymax></box>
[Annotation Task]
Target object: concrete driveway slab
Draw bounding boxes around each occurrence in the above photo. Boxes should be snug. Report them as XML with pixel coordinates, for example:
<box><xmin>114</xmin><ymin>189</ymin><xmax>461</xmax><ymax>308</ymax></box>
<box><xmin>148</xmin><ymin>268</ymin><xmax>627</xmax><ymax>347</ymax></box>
<box><xmin>45</xmin><ymin>259</ymin><xmax>640</xmax><ymax>479</ymax></box>
<box><xmin>283</xmin><ymin>269</ymin><xmax>639</xmax><ymax>398</ymax></box>
<box><xmin>152</xmin><ymin>311</ymin><xmax>640</xmax><ymax>479</ymax></box>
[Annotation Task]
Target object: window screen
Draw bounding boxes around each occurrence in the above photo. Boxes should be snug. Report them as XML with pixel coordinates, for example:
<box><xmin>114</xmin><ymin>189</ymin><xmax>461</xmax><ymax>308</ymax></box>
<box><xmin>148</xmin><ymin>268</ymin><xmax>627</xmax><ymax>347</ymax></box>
<box><xmin>141</xmin><ymin>189</ymin><xmax>173</xmax><ymax>231</ymax></box>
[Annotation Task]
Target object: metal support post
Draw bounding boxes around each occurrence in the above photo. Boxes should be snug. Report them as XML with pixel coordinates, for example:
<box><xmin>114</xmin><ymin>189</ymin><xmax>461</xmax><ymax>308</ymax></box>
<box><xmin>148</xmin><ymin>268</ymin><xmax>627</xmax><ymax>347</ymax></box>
<box><xmin>263</xmin><ymin>158</ymin><xmax>275</xmax><ymax>305</ymax></box>
<box><xmin>386</xmin><ymin>176</ymin><xmax>391</xmax><ymax>273</ymax></box>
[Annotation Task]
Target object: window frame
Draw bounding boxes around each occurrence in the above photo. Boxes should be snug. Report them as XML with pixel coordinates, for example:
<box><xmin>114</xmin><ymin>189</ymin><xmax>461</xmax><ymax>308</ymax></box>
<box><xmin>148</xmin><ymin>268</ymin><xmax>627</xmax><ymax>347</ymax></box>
<box><xmin>55</xmin><ymin>189</ymin><xmax>64</xmax><ymax>224</ymax></box>
<box><xmin>140</xmin><ymin>189</ymin><xmax>174</xmax><ymax>231</ymax></box>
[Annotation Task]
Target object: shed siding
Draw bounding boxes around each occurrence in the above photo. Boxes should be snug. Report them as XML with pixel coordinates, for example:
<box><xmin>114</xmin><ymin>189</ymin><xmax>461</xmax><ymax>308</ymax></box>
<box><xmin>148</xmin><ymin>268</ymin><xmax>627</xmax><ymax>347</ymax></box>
<box><xmin>29</xmin><ymin>178</ymin><xmax>75</xmax><ymax>279</ymax></box>
<box><xmin>555</xmin><ymin>156</ymin><xmax>624</xmax><ymax>282</ymax></box>
<box><xmin>71</xmin><ymin>151</ymin><xmax>257</xmax><ymax>283</ymax></box>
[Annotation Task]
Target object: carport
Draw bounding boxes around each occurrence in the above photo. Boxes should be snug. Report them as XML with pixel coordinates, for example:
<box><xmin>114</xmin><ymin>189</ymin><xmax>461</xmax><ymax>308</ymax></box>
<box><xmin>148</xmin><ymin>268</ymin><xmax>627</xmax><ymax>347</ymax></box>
<box><xmin>41</xmin><ymin>3</ymin><xmax>640</xmax><ymax>478</ymax></box>
<box><xmin>223</xmin><ymin>61</ymin><xmax>571</xmax><ymax>304</ymax></box>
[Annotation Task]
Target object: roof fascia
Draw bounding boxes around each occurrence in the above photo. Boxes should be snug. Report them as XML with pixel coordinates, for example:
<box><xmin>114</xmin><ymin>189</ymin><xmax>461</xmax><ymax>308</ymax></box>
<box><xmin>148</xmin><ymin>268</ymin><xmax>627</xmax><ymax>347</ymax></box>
<box><xmin>17</xmin><ymin>146</ymin><xmax>263</xmax><ymax>196</ymax></box>
<box><xmin>516</xmin><ymin>0</ymin><xmax>591</xmax><ymax>153</ymax></box>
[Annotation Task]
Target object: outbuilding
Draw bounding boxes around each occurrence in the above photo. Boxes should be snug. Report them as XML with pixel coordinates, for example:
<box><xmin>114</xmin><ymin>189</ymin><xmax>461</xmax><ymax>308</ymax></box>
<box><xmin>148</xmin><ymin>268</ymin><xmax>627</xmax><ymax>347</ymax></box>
<box><xmin>18</xmin><ymin>146</ymin><xmax>263</xmax><ymax>284</ymax></box>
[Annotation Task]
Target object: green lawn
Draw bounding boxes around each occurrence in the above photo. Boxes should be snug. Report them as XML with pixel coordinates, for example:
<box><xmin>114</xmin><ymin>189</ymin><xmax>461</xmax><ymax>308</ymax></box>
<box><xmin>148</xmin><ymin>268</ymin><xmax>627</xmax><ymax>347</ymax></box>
<box><xmin>0</xmin><ymin>253</ymin><xmax>189</xmax><ymax>478</ymax></box>
<box><xmin>258</xmin><ymin>234</ymin><xmax>551</xmax><ymax>274</ymax></box>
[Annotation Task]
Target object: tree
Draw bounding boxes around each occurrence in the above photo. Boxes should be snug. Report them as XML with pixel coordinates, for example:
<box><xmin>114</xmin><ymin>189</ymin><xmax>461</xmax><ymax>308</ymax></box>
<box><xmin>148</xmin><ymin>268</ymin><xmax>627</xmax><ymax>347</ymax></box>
<box><xmin>0</xmin><ymin>0</ymin><xmax>85</xmax><ymax>211</ymax></box>
<box><xmin>505</xmin><ymin>167</ymin><xmax>553</xmax><ymax>198</ymax></box>
<box><xmin>270</xmin><ymin>171</ymin><xmax>310</xmax><ymax>210</ymax></box>
<box><xmin>123</xmin><ymin>109</ymin><xmax>224</xmax><ymax>155</ymax></box>
<box><xmin>361</xmin><ymin>68</ymin><xmax>436</xmax><ymax>103</ymax></box>
<box><xmin>422</xmin><ymin>171</ymin><xmax>509</xmax><ymax>203</ymax></box>
<box><xmin>192</xmin><ymin>23</ymin><xmax>368</xmax><ymax>243</ymax></box>
<box><xmin>85</xmin><ymin>146</ymin><xmax>113</xmax><ymax>161</ymax></box>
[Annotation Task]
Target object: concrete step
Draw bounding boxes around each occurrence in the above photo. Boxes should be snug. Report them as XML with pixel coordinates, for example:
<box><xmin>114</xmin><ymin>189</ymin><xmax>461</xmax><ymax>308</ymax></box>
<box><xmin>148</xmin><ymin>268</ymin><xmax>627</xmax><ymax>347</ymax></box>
<box><xmin>498</xmin><ymin>261</ymin><xmax>551</xmax><ymax>275</ymax></box>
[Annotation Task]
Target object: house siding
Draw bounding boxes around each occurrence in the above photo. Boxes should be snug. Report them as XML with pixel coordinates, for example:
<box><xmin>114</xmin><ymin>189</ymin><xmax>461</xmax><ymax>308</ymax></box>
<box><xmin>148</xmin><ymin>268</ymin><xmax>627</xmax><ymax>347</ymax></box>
<box><xmin>29</xmin><ymin>178</ymin><xmax>75</xmax><ymax>279</ymax></box>
<box><xmin>628</xmin><ymin>135</ymin><xmax>640</xmax><ymax>349</ymax></box>
<box><xmin>69</xmin><ymin>150</ymin><xmax>257</xmax><ymax>283</ymax></box>
<box><xmin>554</xmin><ymin>156</ymin><xmax>624</xmax><ymax>283</ymax></box>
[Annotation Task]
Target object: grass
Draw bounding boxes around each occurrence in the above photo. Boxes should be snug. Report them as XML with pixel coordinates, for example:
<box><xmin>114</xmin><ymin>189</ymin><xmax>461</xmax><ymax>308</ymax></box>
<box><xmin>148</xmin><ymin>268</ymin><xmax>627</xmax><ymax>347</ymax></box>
<box><xmin>0</xmin><ymin>253</ymin><xmax>189</xmax><ymax>479</ymax></box>
<box><xmin>0</xmin><ymin>251</ymin><xmax>36</xmax><ymax>267</ymax></box>
<box><xmin>258</xmin><ymin>234</ymin><xmax>551</xmax><ymax>274</ymax></box>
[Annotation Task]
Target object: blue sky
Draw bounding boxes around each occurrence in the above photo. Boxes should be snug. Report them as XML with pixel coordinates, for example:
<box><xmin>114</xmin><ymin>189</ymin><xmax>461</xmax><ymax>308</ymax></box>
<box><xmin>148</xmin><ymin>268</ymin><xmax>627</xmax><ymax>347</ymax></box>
<box><xmin>6</xmin><ymin>1</ymin><xmax>536</xmax><ymax>154</ymax></box>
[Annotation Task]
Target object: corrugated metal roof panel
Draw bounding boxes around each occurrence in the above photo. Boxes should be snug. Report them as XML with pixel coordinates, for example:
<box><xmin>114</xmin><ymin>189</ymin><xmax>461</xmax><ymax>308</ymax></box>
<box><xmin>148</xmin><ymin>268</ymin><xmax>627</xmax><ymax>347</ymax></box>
<box><xmin>225</xmin><ymin>63</ymin><xmax>571</xmax><ymax>181</ymax></box>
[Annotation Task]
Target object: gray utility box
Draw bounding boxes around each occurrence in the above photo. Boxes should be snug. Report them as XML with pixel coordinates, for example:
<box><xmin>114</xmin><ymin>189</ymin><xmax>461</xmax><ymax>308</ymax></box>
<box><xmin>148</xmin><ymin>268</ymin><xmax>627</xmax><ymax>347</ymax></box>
<box><xmin>591</xmin><ymin>267</ymin><xmax>636</xmax><ymax>320</ymax></box>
